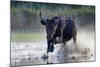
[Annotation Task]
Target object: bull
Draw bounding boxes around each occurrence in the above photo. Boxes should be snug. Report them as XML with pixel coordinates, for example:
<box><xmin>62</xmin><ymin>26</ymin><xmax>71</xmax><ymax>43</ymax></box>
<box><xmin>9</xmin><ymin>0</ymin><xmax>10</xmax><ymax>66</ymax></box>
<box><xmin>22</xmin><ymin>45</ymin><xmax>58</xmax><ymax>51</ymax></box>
<box><xmin>40</xmin><ymin>13</ymin><xmax>77</xmax><ymax>53</ymax></box>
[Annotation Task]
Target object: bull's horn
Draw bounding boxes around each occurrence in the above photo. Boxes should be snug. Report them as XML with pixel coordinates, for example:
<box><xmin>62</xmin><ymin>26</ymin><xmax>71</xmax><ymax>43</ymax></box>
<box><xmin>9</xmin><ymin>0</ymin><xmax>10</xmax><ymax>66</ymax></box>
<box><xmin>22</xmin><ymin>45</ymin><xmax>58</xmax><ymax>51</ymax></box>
<box><xmin>40</xmin><ymin>12</ymin><xmax>47</xmax><ymax>22</ymax></box>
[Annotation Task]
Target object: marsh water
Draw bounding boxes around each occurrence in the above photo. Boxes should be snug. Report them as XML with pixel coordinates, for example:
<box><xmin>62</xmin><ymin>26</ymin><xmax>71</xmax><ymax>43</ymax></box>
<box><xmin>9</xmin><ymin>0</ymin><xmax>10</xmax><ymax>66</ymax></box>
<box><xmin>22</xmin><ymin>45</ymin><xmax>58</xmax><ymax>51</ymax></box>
<box><xmin>11</xmin><ymin>29</ymin><xmax>95</xmax><ymax>66</ymax></box>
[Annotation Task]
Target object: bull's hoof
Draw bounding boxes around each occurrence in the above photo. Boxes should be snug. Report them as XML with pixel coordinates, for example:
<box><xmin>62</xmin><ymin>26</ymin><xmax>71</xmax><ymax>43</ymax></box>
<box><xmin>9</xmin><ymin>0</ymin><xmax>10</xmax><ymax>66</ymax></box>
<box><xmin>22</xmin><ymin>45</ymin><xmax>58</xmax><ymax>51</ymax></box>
<box><xmin>47</xmin><ymin>45</ymin><xmax>54</xmax><ymax>52</ymax></box>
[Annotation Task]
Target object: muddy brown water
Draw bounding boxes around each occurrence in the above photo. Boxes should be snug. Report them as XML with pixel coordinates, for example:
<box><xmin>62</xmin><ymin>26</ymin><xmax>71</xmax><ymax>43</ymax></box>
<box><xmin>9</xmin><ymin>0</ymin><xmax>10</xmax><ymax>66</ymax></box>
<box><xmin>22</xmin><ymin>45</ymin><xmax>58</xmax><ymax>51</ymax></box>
<box><xmin>10</xmin><ymin>30</ymin><xmax>95</xmax><ymax>66</ymax></box>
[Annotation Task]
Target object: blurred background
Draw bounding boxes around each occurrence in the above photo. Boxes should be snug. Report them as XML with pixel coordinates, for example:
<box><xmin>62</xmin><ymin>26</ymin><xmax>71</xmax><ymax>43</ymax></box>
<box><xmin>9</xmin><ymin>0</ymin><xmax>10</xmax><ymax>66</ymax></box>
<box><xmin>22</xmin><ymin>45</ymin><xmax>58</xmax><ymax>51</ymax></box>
<box><xmin>11</xmin><ymin>1</ymin><xmax>95</xmax><ymax>43</ymax></box>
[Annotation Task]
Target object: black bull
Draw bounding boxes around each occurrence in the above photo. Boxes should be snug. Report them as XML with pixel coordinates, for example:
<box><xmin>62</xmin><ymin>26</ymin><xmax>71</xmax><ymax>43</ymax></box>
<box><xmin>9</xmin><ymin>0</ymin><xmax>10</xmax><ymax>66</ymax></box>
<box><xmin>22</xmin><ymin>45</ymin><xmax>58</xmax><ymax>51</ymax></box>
<box><xmin>40</xmin><ymin>14</ymin><xmax>77</xmax><ymax>53</ymax></box>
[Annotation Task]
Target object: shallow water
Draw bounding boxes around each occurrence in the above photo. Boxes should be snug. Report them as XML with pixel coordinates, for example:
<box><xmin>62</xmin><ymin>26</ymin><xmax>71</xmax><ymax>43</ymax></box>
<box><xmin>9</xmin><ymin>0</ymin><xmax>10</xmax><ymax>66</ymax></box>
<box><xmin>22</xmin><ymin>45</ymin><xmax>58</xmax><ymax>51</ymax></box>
<box><xmin>11</xmin><ymin>30</ymin><xmax>95</xmax><ymax>66</ymax></box>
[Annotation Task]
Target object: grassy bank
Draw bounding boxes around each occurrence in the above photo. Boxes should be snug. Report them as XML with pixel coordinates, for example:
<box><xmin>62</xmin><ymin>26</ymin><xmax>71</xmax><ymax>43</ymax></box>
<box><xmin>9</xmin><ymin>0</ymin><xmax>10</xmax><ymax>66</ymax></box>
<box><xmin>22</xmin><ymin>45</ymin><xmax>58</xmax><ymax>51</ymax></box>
<box><xmin>11</xmin><ymin>32</ymin><xmax>46</xmax><ymax>43</ymax></box>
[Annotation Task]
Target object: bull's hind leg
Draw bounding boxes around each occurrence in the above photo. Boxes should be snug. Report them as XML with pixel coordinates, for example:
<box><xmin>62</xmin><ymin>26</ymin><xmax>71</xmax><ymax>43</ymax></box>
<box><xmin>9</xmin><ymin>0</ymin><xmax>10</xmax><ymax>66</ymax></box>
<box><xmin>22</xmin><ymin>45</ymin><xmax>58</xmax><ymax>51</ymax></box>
<box><xmin>73</xmin><ymin>34</ymin><xmax>77</xmax><ymax>43</ymax></box>
<box><xmin>73</xmin><ymin>31</ymin><xmax>80</xmax><ymax>52</ymax></box>
<box><xmin>73</xmin><ymin>29</ymin><xmax>77</xmax><ymax>43</ymax></box>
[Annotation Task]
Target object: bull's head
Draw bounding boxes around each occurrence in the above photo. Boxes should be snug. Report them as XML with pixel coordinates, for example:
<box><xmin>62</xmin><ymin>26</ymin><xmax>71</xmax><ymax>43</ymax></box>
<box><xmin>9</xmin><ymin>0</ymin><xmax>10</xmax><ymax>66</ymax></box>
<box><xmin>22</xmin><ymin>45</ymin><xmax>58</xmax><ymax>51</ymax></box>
<box><xmin>40</xmin><ymin>12</ymin><xmax>60</xmax><ymax>41</ymax></box>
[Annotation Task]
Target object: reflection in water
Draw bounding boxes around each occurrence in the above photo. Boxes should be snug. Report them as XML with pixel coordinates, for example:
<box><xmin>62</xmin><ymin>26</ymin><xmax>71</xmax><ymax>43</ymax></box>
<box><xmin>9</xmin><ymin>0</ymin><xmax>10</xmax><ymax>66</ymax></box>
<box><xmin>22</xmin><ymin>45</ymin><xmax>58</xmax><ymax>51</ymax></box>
<box><xmin>41</xmin><ymin>54</ymin><xmax>48</xmax><ymax>61</ymax></box>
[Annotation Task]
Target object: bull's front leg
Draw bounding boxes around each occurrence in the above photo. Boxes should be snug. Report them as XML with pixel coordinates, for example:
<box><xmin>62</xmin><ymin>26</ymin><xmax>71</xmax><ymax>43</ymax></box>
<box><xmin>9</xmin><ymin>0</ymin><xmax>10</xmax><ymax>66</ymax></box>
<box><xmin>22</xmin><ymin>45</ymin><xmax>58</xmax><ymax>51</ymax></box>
<box><xmin>47</xmin><ymin>40</ymin><xmax>54</xmax><ymax>53</ymax></box>
<box><xmin>59</xmin><ymin>21</ymin><xmax>65</xmax><ymax>43</ymax></box>
<box><xmin>58</xmin><ymin>27</ymin><xmax>64</xmax><ymax>43</ymax></box>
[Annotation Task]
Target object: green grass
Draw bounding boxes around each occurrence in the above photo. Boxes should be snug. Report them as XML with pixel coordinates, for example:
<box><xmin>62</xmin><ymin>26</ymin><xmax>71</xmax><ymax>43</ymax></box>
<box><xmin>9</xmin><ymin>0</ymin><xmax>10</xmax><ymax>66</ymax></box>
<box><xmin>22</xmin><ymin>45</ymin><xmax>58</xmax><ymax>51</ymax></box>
<box><xmin>11</xmin><ymin>32</ymin><xmax>46</xmax><ymax>43</ymax></box>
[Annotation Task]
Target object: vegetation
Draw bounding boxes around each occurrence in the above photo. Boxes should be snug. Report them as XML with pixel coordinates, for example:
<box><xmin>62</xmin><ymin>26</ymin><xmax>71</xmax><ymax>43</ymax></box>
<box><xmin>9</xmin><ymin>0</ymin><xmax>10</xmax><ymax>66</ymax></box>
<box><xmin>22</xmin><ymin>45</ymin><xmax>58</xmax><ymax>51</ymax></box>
<box><xmin>11</xmin><ymin>32</ymin><xmax>46</xmax><ymax>42</ymax></box>
<box><xmin>11</xmin><ymin>1</ymin><xmax>95</xmax><ymax>16</ymax></box>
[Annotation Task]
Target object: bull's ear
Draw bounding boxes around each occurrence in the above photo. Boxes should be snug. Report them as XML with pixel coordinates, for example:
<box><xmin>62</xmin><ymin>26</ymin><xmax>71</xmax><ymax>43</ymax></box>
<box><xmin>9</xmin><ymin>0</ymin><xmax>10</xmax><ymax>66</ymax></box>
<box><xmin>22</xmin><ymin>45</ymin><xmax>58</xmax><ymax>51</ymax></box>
<box><xmin>41</xmin><ymin>20</ymin><xmax>46</xmax><ymax>25</ymax></box>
